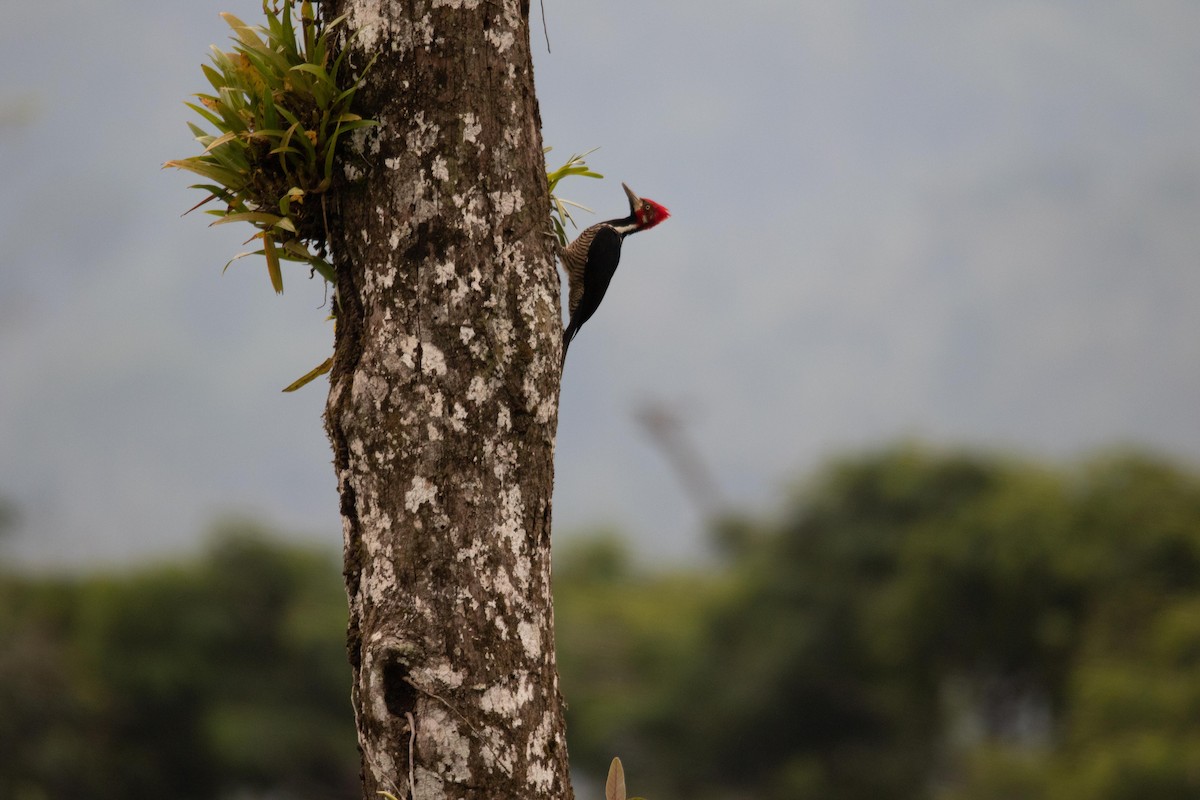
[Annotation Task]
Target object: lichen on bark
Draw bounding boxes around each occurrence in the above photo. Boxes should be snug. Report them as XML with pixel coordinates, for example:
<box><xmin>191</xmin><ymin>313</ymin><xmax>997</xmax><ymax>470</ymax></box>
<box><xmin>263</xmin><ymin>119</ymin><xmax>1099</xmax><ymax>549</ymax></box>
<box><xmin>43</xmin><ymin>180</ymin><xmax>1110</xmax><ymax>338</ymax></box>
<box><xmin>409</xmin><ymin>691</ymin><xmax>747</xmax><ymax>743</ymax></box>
<box><xmin>319</xmin><ymin>0</ymin><xmax>570</xmax><ymax>798</ymax></box>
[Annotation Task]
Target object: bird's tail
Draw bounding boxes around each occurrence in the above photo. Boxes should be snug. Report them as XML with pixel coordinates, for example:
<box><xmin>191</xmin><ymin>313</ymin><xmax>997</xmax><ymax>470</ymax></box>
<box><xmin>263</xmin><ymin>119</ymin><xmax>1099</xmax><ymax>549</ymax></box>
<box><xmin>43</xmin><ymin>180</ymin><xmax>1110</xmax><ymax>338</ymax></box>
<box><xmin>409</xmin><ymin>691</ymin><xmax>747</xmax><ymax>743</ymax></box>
<box><xmin>560</xmin><ymin>323</ymin><xmax>579</xmax><ymax>371</ymax></box>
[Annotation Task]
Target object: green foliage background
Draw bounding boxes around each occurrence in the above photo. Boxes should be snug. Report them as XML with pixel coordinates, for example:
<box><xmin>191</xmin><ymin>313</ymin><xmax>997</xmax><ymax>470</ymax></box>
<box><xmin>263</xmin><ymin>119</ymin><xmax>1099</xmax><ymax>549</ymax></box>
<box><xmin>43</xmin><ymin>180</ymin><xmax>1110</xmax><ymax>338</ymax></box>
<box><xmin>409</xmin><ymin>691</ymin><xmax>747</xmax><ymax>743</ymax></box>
<box><xmin>0</xmin><ymin>524</ymin><xmax>357</xmax><ymax>800</ymax></box>
<box><xmin>3</xmin><ymin>447</ymin><xmax>1200</xmax><ymax>799</ymax></box>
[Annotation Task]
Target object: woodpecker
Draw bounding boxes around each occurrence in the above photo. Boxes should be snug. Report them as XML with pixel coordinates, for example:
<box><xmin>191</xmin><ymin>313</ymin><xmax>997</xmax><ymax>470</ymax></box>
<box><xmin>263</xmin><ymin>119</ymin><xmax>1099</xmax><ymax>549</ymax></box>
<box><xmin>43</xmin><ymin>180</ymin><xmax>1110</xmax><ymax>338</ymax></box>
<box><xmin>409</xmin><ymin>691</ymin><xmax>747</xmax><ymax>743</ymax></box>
<box><xmin>560</xmin><ymin>182</ymin><xmax>670</xmax><ymax>367</ymax></box>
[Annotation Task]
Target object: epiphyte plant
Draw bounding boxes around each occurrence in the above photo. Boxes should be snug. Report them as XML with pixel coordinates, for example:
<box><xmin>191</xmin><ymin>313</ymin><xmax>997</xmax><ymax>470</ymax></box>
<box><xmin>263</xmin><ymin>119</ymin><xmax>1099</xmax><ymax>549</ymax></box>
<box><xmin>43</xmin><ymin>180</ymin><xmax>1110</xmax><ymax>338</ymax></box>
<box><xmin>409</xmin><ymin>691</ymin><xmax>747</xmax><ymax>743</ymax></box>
<box><xmin>164</xmin><ymin>0</ymin><xmax>376</xmax><ymax>294</ymax></box>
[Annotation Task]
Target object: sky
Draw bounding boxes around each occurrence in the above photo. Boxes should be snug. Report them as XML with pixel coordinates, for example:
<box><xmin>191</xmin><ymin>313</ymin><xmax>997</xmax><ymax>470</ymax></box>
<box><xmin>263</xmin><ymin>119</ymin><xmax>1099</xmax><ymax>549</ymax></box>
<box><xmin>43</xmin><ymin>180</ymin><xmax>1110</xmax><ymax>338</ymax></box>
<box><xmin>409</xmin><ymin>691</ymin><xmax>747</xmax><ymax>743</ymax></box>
<box><xmin>2</xmin><ymin>0</ymin><xmax>1199</xmax><ymax>567</ymax></box>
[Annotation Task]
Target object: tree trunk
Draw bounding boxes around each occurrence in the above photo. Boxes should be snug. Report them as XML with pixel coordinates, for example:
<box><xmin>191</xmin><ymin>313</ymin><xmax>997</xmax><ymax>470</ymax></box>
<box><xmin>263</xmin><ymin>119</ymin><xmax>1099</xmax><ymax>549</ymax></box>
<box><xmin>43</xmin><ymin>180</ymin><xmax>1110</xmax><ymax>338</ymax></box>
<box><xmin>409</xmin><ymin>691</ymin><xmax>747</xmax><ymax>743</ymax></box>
<box><xmin>319</xmin><ymin>1</ymin><xmax>570</xmax><ymax>797</ymax></box>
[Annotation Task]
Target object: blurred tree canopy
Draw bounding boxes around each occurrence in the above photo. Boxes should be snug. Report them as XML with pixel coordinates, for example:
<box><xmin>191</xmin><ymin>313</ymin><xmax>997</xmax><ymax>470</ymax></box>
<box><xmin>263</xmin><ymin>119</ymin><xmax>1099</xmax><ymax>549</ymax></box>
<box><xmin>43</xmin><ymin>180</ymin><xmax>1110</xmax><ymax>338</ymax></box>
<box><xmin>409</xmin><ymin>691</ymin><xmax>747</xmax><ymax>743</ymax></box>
<box><xmin>0</xmin><ymin>521</ymin><xmax>357</xmax><ymax>800</ymax></box>
<box><xmin>3</xmin><ymin>447</ymin><xmax>1200</xmax><ymax>799</ymax></box>
<box><xmin>555</xmin><ymin>447</ymin><xmax>1200</xmax><ymax>800</ymax></box>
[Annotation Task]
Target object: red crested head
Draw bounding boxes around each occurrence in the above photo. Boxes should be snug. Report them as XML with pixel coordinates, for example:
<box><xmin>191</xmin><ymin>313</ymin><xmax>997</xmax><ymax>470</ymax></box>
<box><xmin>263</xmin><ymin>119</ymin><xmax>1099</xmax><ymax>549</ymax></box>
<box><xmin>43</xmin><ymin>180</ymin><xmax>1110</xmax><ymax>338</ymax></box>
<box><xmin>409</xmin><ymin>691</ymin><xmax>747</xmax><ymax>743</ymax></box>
<box><xmin>622</xmin><ymin>182</ymin><xmax>671</xmax><ymax>231</ymax></box>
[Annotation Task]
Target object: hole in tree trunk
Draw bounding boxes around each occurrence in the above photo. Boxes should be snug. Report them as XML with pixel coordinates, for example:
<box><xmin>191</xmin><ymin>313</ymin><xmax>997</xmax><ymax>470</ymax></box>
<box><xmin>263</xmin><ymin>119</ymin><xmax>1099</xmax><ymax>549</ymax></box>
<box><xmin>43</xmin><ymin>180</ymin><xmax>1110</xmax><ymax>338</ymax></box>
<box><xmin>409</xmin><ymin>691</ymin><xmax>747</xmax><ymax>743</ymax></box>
<box><xmin>382</xmin><ymin>656</ymin><xmax>418</xmax><ymax>718</ymax></box>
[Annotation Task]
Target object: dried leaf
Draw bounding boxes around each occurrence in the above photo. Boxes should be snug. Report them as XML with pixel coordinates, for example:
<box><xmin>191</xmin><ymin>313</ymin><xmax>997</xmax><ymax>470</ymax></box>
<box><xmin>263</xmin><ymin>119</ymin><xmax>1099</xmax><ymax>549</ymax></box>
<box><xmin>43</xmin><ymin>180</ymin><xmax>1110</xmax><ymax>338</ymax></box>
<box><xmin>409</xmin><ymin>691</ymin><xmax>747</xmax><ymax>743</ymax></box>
<box><xmin>606</xmin><ymin>758</ymin><xmax>626</xmax><ymax>800</ymax></box>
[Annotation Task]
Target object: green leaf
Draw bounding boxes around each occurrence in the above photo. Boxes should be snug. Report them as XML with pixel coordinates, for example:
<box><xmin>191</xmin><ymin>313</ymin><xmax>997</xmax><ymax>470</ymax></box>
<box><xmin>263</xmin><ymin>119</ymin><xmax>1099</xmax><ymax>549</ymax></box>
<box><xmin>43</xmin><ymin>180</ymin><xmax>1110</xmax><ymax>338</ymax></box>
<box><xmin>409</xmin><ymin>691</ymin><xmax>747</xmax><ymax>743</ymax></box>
<box><xmin>309</xmin><ymin>27</ymin><xmax>327</xmax><ymax>69</ymax></box>
<box><xmin>266</xmin><ymin>5</ymin><xmax>298</xmax><ymax>59</ymax></box>
<box><xmin>290</xmin><ymin>62</ymin><xmax>332</xmax><ymax>82</ymax></box>
<box><xmin>184</xmin><ymin>100</ymin><xmax>225</xmax><ymax>130</ymax></box>
<box><xmin>309</xmin><ymin>257</ymin><xmax>335</xmax><ymax>284</ymax></box>
<box><xmin>279</xmin><ymin>3</ymin><xmax>300</xmax><ymax>57</ymax></box>
<box><xmin>187</xmin><ymin>183</ymin><xmax>233</xmax><ymax>201</ymax></box>
<box><xmin>203</xmin><ymin>139</ymin><xmax>251</xmax><ymax>174</ymax></box>
<box><xmin>218</xmin><ymin>11</ymin><xmax>249</xmax><ymax>31</ymax></box>
<box><xmin>275</xmin><ymin>107</ymin><xmax>317</xmax><ymax>162</ymax></box>
<box><xmin>203</xmin><ymin>130</ymin><xmax>240</xmax><ymax>153</ymax></box>
<box><xmin>164</xmin><ymin>158</ymin><xmax>246</xmax><ymax>190</ymax></box>
<box><xmin>261</xmin><ymin>86</ymin><xmax>279</xmax><ymax>130</ymax></box>
<box><xmin>186</xmin><ymin>121</ymin><xmax>215</xmax><ymax>145</ymax></box>
<box><xmin>277</xmin><ymin>239</ymin><xmax>313</xmax><ymax>260</ymax></box>
<box><xmin>328</xmin><ymin>119</ymin><xmax>377</xmax><ymax>136</ymax></box>
<box><xmin>281</xmin><ymin>356</ymin><xmax>332</xmax><ymax>392</ymax></box>
<box><xmin>214</xmin><ymin>88</ymin><xmax>250</xmax><ymax>133</ymax></box>
<box><xmin>245</xmin><ymin>127</ymin><xmax>290</xmax><ymax>146</ymax></box>
<box><xmin>301</xmin><ymin>3</ymin><xmax>317</xmax><ymax>56</ymax></box>
<box><xmin>276</xmin><ymin>121</ymin><xmax>302</xmax><ymax>169</ymax></box>
<box><xmin>200</xmin><ymin>63</ymin><xmax>225</xmax><ymax>93</ymax></box>
<box><xmin>222</xmin><ymin>249</ymin><xmax>265</xmax><ymax>273</ymax></box>
<box><xmin>237</xmin><ymin>41</ymin><xmax>291</xmax><ymax>87</ymax></box>
<box><xmin>546</xmin><ymin>146</ymin><xmax>603</xmax><ymax>245</ymax></box>
<box><xmin>220</xmin><ymin>12</ymin><xmax>266</xmax><ymax>51</ymax></box>
<box><xmin>322</xmin><ymin>119</ymin><xmax>344</xmax><ymax>182</ymax></box>
<box><xmin>206</xmin><ymin>45</ymin><xmax>237</xmax><ymax>79</ymax></box>
<box><xmin>210</xmin><ymin>211</ymin><xmax>284</xmax><ymax>227</ymax></box>
<box><xmin>263</xmin><ymin>232</ymin><xmax>284</xmax><ymax>294</ymax></box>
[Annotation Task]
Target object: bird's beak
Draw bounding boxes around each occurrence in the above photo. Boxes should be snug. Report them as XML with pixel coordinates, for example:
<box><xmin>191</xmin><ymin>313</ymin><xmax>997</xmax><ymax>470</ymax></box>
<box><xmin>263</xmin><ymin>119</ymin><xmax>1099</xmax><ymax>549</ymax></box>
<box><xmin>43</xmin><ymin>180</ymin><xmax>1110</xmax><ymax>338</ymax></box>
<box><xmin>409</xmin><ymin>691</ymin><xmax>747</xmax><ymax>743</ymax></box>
<box><xmin>622</xmin><ymin>182</ymin><xmax>641</xmax><ymax>213</ymax></box>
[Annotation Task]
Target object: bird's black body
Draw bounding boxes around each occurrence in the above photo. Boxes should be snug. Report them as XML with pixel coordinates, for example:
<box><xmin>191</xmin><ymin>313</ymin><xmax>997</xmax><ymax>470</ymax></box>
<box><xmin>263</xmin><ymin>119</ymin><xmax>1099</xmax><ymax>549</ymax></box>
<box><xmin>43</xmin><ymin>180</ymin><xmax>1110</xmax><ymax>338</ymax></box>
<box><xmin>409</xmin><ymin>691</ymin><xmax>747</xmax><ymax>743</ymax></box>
<box><xmin>559</xmin><ymin>183</ymin><xmax>670</xmax><ymax>368</ymax></box>
<box><xmin>561</xmin><ymin>222</ymin><xmax>626</xmax><ymax>361</ymax></box>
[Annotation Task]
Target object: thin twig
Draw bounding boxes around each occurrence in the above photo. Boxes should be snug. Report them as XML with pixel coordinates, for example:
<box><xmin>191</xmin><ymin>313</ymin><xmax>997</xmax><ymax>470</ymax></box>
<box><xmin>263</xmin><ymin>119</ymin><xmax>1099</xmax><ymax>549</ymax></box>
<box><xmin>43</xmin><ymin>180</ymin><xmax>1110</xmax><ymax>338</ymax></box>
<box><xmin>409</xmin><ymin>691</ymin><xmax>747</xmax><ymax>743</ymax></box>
<box><xmin>403</xmin><ymin>677</ymin><xmax>515</xmax><ymax>778</ymax></box>
<box><xmin>539</xmin><ymin>0</ymin><xmax>551</xmax><ymax>53</ymax></box>
<box><xmin>404</xmin><ymin>677</ymin><xmax>483</xmax><ymax>738</ymax></box>
<box><xmin>405</xmin><ymin>711</ymin><xmax>417</xmax><ymax>800</ymax></box>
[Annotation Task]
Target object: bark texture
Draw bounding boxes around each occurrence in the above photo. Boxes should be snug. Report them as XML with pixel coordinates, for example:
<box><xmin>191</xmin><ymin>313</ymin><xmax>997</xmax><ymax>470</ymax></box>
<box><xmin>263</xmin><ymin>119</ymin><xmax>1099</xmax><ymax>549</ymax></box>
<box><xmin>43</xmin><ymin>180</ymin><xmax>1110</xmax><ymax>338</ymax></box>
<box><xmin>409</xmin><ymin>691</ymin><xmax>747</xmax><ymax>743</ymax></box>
<box><xmin>319</xmin><ymin>1</ymin><xmax>570</xmax><ymax>797</ymax></box>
